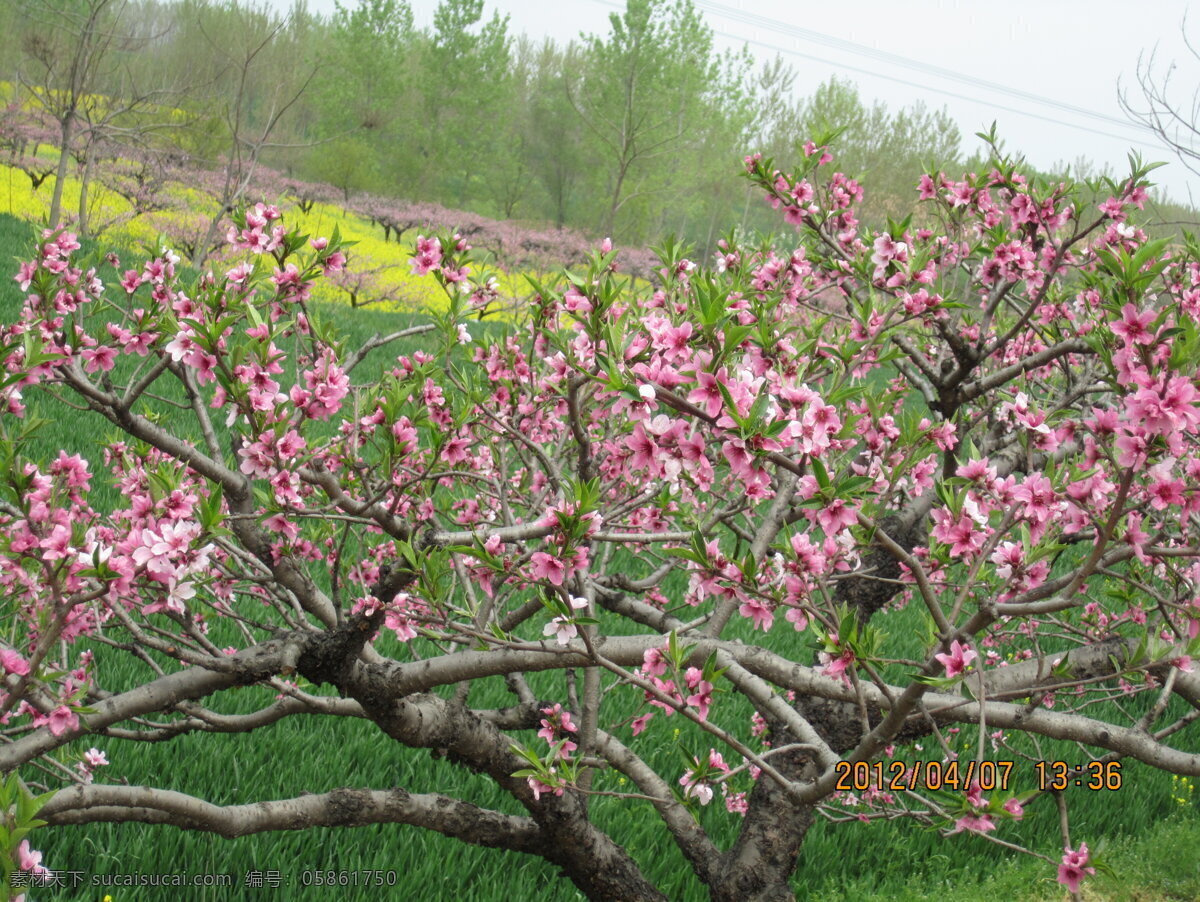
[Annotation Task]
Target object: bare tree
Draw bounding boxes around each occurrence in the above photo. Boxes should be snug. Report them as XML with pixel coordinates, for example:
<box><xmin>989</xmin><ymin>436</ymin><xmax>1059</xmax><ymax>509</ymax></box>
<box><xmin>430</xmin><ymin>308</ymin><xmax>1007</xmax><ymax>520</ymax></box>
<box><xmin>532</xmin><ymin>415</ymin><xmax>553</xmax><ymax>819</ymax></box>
<box><xmin>185</xmin><ymin>4</ymin><xmax>319</xmax><ymax>267</ymax></box>
<box><xmin>1121</xmin><ymin>17</ymin><xmax>1200</xmax><ymax>204</ymax></box>
<box><xmin>17</xmin><ymin>0</ymin><xmax>166</xmax><ymax>231</ymax></box>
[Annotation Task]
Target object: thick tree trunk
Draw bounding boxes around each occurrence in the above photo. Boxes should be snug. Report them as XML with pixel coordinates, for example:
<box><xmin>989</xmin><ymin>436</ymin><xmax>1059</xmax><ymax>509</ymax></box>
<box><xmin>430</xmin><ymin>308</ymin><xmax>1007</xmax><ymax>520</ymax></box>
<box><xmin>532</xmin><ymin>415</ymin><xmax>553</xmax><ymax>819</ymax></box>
<box><xmin>290</xmin><ymin>613</ymin><xmax>668</xmax><ymax>902</ymax></box>
<box><xmin>363</xmin><ymin>692</ymin><xmax>669</xmax><ymax>902</ymax></box>
<box><xmin>709</xmin><ymin>515</ymin><xmax>929</xmax><ymax>900</ymax></box>
<box><xmin>710</xmin><ymin>742</ymin><xmax>817</xmax><ymax>902</ymax></box>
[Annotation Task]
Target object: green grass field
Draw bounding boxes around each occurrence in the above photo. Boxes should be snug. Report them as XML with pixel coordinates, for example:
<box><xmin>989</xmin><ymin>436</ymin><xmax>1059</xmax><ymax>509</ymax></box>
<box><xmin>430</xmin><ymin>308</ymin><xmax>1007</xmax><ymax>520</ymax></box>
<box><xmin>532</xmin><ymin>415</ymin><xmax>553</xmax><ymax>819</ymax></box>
<box><xmin>0</xmin><ymin>212</ymin><xmax>1197</xmax><ymax>901</ymax></box>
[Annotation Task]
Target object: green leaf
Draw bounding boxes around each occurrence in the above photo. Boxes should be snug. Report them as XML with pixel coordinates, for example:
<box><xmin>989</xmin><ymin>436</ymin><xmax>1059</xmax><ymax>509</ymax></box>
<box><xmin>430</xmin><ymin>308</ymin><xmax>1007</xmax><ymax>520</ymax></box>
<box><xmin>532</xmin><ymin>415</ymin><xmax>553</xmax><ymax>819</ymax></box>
<box><xmin>661</xmin><ymin>547</ymin><xmax>704</xmax><ymax>565</ymax></box>
<box><xmin>836</xmin><ymin>476</ymin><xmax>875</xmax><ymax>495</ymax></box>
<box><xmin>810</xmin><ymin>456</ymin><xmax>830</xmax><ymax>491</ymax></box>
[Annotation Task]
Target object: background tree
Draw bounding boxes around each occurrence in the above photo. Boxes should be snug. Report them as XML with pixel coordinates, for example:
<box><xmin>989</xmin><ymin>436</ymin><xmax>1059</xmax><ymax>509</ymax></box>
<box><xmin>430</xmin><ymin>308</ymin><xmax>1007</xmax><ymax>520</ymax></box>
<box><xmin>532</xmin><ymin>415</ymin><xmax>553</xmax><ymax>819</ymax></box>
<box><xmin>663</xmin><ymin>44</ymin><xmax>758</xmax><ymax>250</ymax></box>
<box><xmin>419</xmin><ymin>0</ymin><xmax>511</xmax><ymax>207</ymax></box>
<box><xmin>566</xmin><ymin>0</ymin><xmax>724</xmax><ymax>238</ymax></box>
<box><xmin>0</xmin><ymin>0</ymin><xmax>985</xmax><ymax>250</ymax></box>
<box><xmin>179</xmin><ymin>1</ymin><xmax>320</xmax><ymax>266</ymax></box>
<box><xmin>303</xmin><ymin>135</ymin><xmax>380</xmax><ymax>202</ymax></box>
<box><xmin>483</xmin><ymin>35</ymin><xmax>535</xmax><ymax>220</ymax></box>
<box><xmin>16</xmin><ymin>0</ymin><xmax>157</xmax><ymax>229</ymax></box>
<box><xmin>525</xmin><ymin>39</ymin><xmax>591</xmax><ymax>230</ymax></box>
<box><xmin>305</xmin><ymin>0</ymin><xmax>413</xmax><ymax>199</ymax></box>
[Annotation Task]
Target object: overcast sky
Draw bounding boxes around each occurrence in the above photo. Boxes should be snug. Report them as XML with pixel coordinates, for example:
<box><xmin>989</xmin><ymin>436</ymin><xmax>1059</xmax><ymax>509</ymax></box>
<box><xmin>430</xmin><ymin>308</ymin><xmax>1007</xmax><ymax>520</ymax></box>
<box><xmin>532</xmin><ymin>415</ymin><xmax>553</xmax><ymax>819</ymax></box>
<box><xmin>288</xmin><ymin>0</ymin><xmax>1200</xmax><ymax>204</ymax></box>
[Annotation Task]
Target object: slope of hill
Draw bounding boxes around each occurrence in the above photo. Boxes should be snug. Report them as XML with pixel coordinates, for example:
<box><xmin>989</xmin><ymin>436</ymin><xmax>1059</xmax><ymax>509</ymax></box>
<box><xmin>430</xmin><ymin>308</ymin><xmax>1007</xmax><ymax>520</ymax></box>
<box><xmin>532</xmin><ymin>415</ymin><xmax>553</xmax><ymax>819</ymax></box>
<box><xmin>0</xmin><ymin>147</ymin><xmax>660</xmax><ymax>312</ymax></box>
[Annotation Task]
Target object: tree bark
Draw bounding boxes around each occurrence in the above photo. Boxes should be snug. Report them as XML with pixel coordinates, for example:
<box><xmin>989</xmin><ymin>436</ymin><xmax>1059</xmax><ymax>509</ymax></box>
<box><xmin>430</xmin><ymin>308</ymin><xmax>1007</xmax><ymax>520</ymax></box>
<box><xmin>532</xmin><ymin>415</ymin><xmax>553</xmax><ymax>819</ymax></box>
<box><xmin>288</xmin><ymin>617</ymin><xmax>669</xmax><ymax>902</ymax></box>
<box><xmin>48</xmin><ymin>113</ymin><xmax>74</xmax><ymax>229</ymax></box>
<box><xmin>711</xmin><ymin>514</ymin><xmax>929</xmax><ymax>900</ymax></box>
<box><xmin>711</xmin><ymin>741</ymin><xmax>816</xmax><ymax>902</ymax></box>
<box><xmin>77</xmin><ymin>145</ymin><xmax>94</xmax><ymax>237</ymax></box>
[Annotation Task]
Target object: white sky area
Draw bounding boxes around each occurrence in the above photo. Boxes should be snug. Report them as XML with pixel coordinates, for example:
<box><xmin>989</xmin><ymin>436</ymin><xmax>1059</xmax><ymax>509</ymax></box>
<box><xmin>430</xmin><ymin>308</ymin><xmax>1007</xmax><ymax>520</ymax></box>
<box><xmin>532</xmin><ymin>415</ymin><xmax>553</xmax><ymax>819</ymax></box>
<box><xmin>286</xmin><ymin>0</ymin><xmax>1200</xmax><ymax>205</ymax></box>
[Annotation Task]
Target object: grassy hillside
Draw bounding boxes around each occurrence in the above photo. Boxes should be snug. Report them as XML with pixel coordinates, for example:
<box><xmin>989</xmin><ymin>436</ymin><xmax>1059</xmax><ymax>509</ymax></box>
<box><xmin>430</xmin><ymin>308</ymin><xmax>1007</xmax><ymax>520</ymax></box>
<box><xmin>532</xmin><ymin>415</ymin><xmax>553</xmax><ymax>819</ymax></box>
<box><xmin>0</xmin><ymin>154</ymin><xmax>533</xmax><ymax>314</ymax></box>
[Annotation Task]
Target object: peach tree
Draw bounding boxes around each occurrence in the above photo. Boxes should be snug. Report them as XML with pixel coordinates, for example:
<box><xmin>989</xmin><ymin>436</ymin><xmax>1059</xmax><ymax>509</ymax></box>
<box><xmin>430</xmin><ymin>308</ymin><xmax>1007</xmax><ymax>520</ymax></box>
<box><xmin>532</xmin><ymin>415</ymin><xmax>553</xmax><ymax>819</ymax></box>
<box><xmin>1</xmin><ymin>138</ymin><xmax>1199</xmax><ymax>901</ymax></box>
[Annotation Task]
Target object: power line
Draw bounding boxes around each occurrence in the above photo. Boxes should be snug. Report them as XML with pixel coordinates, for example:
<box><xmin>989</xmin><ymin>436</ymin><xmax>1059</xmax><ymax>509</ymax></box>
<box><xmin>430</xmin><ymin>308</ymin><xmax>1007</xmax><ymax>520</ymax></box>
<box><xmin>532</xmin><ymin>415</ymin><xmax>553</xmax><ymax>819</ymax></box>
<box><xmin>694</xmin><ymin>0</ymin><xmax>1153</xmax><ymax>138</ymax></box>
<box><xmin>585</xmin><ymin>0</ymin><xmax>1168</xmax><ymax>154</ymax></box>
<box><xmin>710</xmin><ymin>25</ymin><xmax>1165</xmax><ymax>151</ymax></box>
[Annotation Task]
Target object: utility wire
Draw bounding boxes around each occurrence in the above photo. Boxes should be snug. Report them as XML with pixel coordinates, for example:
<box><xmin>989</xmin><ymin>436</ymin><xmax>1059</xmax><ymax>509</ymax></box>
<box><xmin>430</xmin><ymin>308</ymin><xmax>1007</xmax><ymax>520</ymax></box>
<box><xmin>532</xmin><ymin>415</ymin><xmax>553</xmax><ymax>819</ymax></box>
<box><xmin>586</xmin><ymin>0</ymin><xmax>1167</xmax><ymax>153</ymax></box>
<box><xmin>709</xmin><ymin>24</ymin><xmax>1165</xmax><ymax>151</ymax></box>
<box><xmin>694</xmin><ymin>0</ymin><xmax>1153</xmax><ymax>136</ymax></box>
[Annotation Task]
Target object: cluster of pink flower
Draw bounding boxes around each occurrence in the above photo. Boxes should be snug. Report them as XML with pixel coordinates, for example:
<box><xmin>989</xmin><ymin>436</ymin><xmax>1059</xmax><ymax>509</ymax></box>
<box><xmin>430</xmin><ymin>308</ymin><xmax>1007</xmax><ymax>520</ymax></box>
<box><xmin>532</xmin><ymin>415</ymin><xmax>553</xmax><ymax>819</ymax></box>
<box><xmin>526</xmin><ymin>704</ymin><xmax>579</xmax><ymax>801</ymax></box>
<box><xmin>1057</xmin><ymin>843</ymin><xmax>1096</xmax><ymax>893</ymax></box>
<box><xmin>227</xmin><ymin>202</ymin><xmax>285</xmax><ymax>255</ymax></box>
<box><xmin>678</xmin><ymin>749</ymin><xmax>731</xmax><ymax>807</ymax></box>
<box><xmin>627</xmin><ymin>646</ymin><xmax>716</xmax><ymax>738</ymax></box>
<box><xmin>948</xmin><ymin>780</ymin><xmax>1024</xmax><ymax>835</ymax></box>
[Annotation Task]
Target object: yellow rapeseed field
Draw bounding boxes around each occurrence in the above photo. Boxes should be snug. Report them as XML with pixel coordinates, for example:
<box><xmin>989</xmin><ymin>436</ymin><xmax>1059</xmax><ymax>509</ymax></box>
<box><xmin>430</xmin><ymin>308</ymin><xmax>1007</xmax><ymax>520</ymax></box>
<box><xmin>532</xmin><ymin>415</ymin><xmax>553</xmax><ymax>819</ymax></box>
<box><xmin>0</xmin><ymin>159</ymin><xmax>535</xmax><ymax>314</ymax></box>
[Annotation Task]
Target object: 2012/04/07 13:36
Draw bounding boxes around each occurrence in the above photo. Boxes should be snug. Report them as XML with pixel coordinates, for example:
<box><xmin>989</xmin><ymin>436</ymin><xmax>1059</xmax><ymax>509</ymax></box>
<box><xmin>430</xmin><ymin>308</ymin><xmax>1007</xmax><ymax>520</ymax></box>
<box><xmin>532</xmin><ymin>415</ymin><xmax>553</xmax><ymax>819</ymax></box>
<box><xmin>833</xmin><ymin>759</ymin><xmax>1124</xmax><ymax>792</ymax></box>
